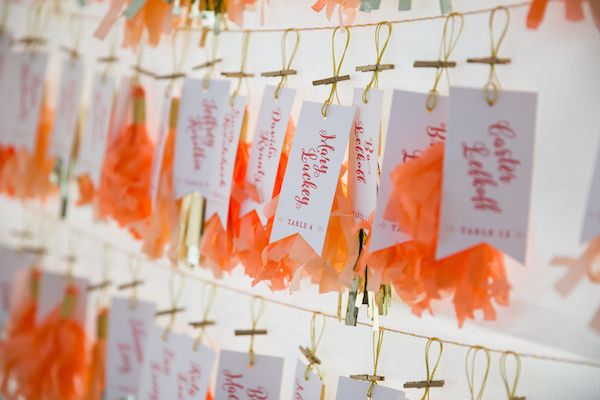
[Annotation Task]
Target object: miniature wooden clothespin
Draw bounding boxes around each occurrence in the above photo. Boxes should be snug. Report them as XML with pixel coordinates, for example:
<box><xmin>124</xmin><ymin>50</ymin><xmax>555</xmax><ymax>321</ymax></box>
<box><xmin>500</xmin><ymin>351</ymin><xmax>526</xmax><ymax>400</ymax></box>
<box><xmin>404</xmin><ymin>338</ymin><xmax>445</xmax><ymax>395</ymax></box>
<box><xmin>466</xmin><ymin>345</ymin><xmax>491</xmax><ymax>400</ymax></box>
<box><xmin>355</xmin><ymin>21</ymin><xmax>394</xmax><ymax>75</ymax></box>
<box><xmin>192</xmin><ymin>58</ymin><xmax>223</xmax><ymax>70</ymax></box>
<box><xmin>235</xmin><ymin>297</ymin><xmax>267</xmax><ymax>367</ymax></box>
<box><xmin>117</xmin><ymin>256</ymin><xmax>144</xmax><ymax>309</ymax></box>
<box><xmin>157</xmin><ymin>271</ymin><xmax>186</xmax><ymax>340</ymax></box>
<box><xmin>261</xmin><ymin>28</ymin><xmax>300</xmax><ymax>99</ymax></box>
<box><xmin>351</xmin><ymin>328</ymin><xmax>385</xmax><ymax>400</ymax></box>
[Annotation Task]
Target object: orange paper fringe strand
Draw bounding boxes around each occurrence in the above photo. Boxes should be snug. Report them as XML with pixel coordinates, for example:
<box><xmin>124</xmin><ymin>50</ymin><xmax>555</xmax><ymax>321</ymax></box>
<box><xmin>83</xmin><ymin>308</ymin><xmax>108</xmax><ymax>400</ymax></box>
<box><xmin>123</xmin><ymin>0</ymin><xmax>175</xmax><ymax>48</ymax></box>
<box><xmin>382</xmin><ymin>143</ymin><xmax>510</xmax><ymax>326</ymax></box>
<box><xmin>76</xmin><ymin>174</ymin><xmax>96</xmax><ymax>206</ymax></box>
<box><xmin>311</xmin><ymin>0</ymin><xmax>360</xmax><ymax>25</ymax></box>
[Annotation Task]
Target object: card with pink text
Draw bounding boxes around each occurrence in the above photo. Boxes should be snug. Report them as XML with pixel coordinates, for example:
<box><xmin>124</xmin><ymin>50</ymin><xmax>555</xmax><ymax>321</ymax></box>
<box><xmin>291</xmin><ymin>360</ymin><xmax>324</xmax><ymax>400</ymax></box>
<box><xmin>214</xmin><ymin>349</ymin><xmax>284</xmax><ymax>400</ymax></box>
<box><xmin>105</xmin><ymin>297</ymin><xmax>156</xmax><ymax>400</ymax></box>
<box><xmin>0</xmin><ymin>246</ymin><xmax>35</xmax><ymax>329</ymax></box>
<box><xmin>205</xmin><ymin>95</ymin><xmax>247</xmax><ymax>227</ymax></box>
<box><xmin>370</xmin><ymin>90</ymin><xmax>448</xmax><ymax>252</ymax></box>
<box><xmin>335</xmin><ymin>376</ymin><xmax>407</xmax><ymax>400</ymax></box>
<box><xmin>270</xmin><ymin>101</ymin><xmax>355</xmax><ymax>256</ymax></box>
<box><xmin>49</xmin><ymin>59</ymin><xmax>84</xmax><ymax>162</ymax></box>
<box><xmin>174</xmin><ymin>78</ymin><xmax>231</xmax><ymax>199</ymax></box>
<box><xmin>240</xmin><ymin>85</ymin><xmax>296</xmax><ymax>223</ymax></box>
<box><xmin>173</xmin><ymin>342</ymin><xmax>217</xmax><ymax>400</ymax></box>
<box><xmin>582</xmin><ymin>139</ymin><xmax>600</xmax><ymax>243</ymax></box>
<box><xmin>437</xmin><ymin>87</ymin><xmax>537</xmax><ymax>263</ymax></box>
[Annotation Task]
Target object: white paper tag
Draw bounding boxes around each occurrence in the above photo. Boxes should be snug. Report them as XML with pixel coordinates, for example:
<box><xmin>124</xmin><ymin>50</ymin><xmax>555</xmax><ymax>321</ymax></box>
<box><xmin>240</xmin><ymin>86</ymin><xmax>296</xmax><ymax>223</ymax></box>
<box><xmin>205</xmin><ymin>95</ymin><xmax>247</xmax><ymax>227</ymax></box>
<box><xmin>437</xmin><ymin>87</ymin><xmax>537</xmax><ymax>263</ymax></box>
<box><xmin>214</xmin><ymin>350</ymin><xmax>284</xmax><ymax>400</ymax></box>
<box><xmin>370</xmin><ymin>90</ymin><xmax>448</xmax><ymax>252</ymax></box>
<box><xmin>173</xmin><ymin>342</ymin><xmax>216</xmax><ymax>400</ymax></box>
<box><xmin>349</xmin><ymin>88</ymin><xmax>383</xmax><ymax>223</ymax></box>
<box><xmin>36</xmin><ymin>271</ymin><xmax>88</xmax><ymax>326</ymax></box>
<box><xmin>49</xmin><ymin>59</ymin><xmax>84</xmax><ymax>162</ymax></box>
<box><xmin>582</xmin><ymin>139</ymin><xmax>600</xmax><ymax>243</ymax></box>
<box><xmin>174</xmin><ymin>79</ymin><xmax>231</xmax><ymax>199</ymax></box>
<box><xmin>335</xmin><ymin>376</ymin><xmax>407</xmax><ymax>400</ymax></box>
<box><xmin>270</xmin><ymin>101</ymin><xmax>355</xmax><ymax>256</ymax></box>
<box><xmin>0</xmin><ymin>32</ymin><xmax>13</xmax><ymax>146</ymax></box>
<box><xmin>0</xmin><ymin>52</ymin><xmax>48</xmax><ymax>151</ymax></box>
<box><xmin>76</xmin><ymin>73</ymin><xmax>115</xmax><ymax>186</ymax></box>
<box><xmin>107</xmin><ymin>76</ymin><xmax>132</xmax><ymax>146</ymax></box>
<box><xmin>291</xmin><ymin>360</ymin><xmax>324</xmax><ymax>400</ymax></box>
<box><xmin>150</xmin><ymin>95</ymin><xmax>174</xmax><ymax>206</ymax></box>
<box><xmin>0</xmin><ymin>246</ymin><xmax>35</xmax><ymax>328</ymax></box>
<box><xmin>105</xmin><ymin>297</ymin><xmax>156</xmax><ymax>400</ymax></box>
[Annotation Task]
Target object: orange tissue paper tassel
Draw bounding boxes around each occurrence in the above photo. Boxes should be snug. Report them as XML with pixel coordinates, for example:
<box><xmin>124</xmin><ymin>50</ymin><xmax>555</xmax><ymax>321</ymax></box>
<box><xmin>526</xmin><ymin>0</ymin><xmax>600</xmax><ymax>30</ymax></box>
<box><xmin>0</xmin><ymin>145</ymin><xmax>17</xmax><ymax>196</ymax></box>
<box><xmin>383</xmin><ymin>142</ymin><xmax>510</xmax><ymax>326</ymax></box>
<box><xmin>76</xmin><ymin>174</ymin><xmax>97</xmax><ymax>206</ymax></box>
<box><xmin>123</xmin><ymin>0</ymin><xmax>175</xmax><ymax>48</ymax></box>
<box><xmin>97</xmin><ymin>84</ymin><xmax>154</xmax><ymax>237</ymax></box>
<box><xmin>83</xmin><ymin>308</ymin><xmax>108</xmax><ymax>400</ymax></box>
<box><xmin>311</xmin><ymin>0</ymin><xmax>360</xmax><ymax>25</ymax></box>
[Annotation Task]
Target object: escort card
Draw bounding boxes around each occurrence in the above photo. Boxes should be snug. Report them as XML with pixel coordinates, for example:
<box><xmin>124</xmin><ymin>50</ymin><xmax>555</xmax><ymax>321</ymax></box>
<box><xmin>0</xmin><ymin>246</ymin><xmax>35</xmax><ymax>328</ymax></box>
<box><xmin>214</xmin><ymin>350</ymin><xmax>284</xmax><ymax>400</ymax></box>
<box><xmin>76</xmin><ymin>73</ymin><xmax>115</xmax><ymax>186</ymax></box>
<box><xmin>349</xmin><ymin>88</ymin><xmax>383</xmax><ymax>223</ymax></box>
<box><xmin>36</xmin><ymin>271</ymin><xmax>88</xmax><ymax>326</ymax></box>
<box><xmin>270</xmin><ymin>101</ymin><xmax>356</xmax><ymax>256</ymax></box>
<box><xmin>582</xmin><ymin>139</ymin><xmax>600</xmax><ymax>243</ymax></box>
<box><xmin>370</xmin><ymin>90</ymin><xmax>448</xmax><ymax>252</ymax></box>
<box><xmin>240</xmin><ymin>85</ymin><xmax>296</xmax><ymax>223</ymax></box>
<box><xmin>335</xmin><ymin>376</ymin><xmax>407</xmax><ymax>400</ymax></box>
<box><xmin>174</xmin><ymin>342</ymin><xmax>216</xmax><ymax>400</ymax></box>
<box><xmin>150</xmin><ymin>95</ymin><xmax>174</xmax><ymax>205</ymax></box>
<box><xmin>205</xmin><ymin>95</ymin><xmax>247</xmax><ymax>227</ymax></box>
<box><xmin>437</xmin><ymin>87</ymin><xmax>537</xmax><ymax>263</ymax></box>
<box><xmin>105</xmin><ymin>297</ymin><xmax>156</xmax><ymax>400</ymax></box>
<box><xmin>107</xmin><ymin>76</ymin><xmax>132</xmax><ymax>145</ymax></box>
<box><xmin>174</xmin><ymin>78</ymin><xmax>231</xmax><ymax>199</ymax></box>
<box><xmin>291</xmin><ymin>360</ymin><xmax>324</xmax><ymax>400</ymax></box>
<box><xmin>49</xmin><ymin>59</ymin><xmax>84</xmax><ymax>162</ymax></box>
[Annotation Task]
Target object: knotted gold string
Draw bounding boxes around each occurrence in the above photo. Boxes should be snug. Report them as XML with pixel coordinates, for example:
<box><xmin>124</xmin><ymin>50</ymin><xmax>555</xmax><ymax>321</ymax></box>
<box><xmin>193</xmin><ymin>283</ymin><xmax>217</xmax><ymax>350</ymax></box>
<box><xmin>162</xmin><ymin>271</ymin><xmax>186</xmax><ymax>340</ymax></box>
<box><xmin>500</xmin><ymin>351</ymin><xmax>522</xmax><ymax>400</ymax></box>
<box><xmin>248</xmin><ymin>296</ymin><xmax>266</xmax><ymax>367</ymax></box>
<box><xmin>24</xmin><ymin>2</ymin><xmax>50</xmax><ymax>53</ymax></box>
<box><xmin>274</xmin><ymin>28</ymin><xmax>300</xmax><ymax>100</ymax></box>
<box><xmin>304</xmin><ymin>312</ymin><xmax>326</xmax><ymax>381</ymax></box>
<box><xmin>484</xmin><ymin>6</ymin><xmax>510</xmax><ymax>106</ymax></box>
<box><xmin>167</xmin><ymin>27</ymin><xmax>192</xmax><ymax>95</ymax></box>
<box><xmin>101</xmin><ymin>29</ymin><xmax>119</xmax><ymax>82</ymax></box>
<box><xmin>362</xmin><ymin>21</ymin><xmax>392</xmax><ymax>104</ymax></box>
<box><xmin>202</xmin><ymin>29</ymin><xmax>221</xmax><ymax>89</ymax></box>
<box><xmin>426</xmin><ymin>12</ymin><xmax>464</xmax><ymax>111</ymax></box>
<box><xmin>420</xmin><ymin>337</ymin><xmax>443</xmax><ymax>400</ymax></box>
<box><xmin>230</xmin><ymin>31</ymin><xmax>251</xmax><ymax>105</ymax></box>
<box><xmin>367</xmin><ymin>328</ymin><xmax>385</xmax><ymax>399</ymax></box>
<box><xmin>127</xmin><ymin>255</ymin><xmax>142</xmax><ymax>309</ymax></box>
<box><xmin>466</xmin><ymin>345</ymin><xmax>491</xmax><ymax>400</ymax></box>
<box><xmin>321</xmin><ymin>26</ymin><xmax>350</xmax><ymax>118</ymax></box>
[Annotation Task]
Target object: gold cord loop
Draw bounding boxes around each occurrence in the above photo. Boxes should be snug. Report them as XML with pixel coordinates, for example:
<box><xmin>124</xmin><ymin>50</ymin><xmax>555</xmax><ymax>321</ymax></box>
<box><xmin>193</xmin><ymin>283</ymin><xmax>217</xmax><ymax>350</ymax></box>
<box><xmin>304</xmin><ymin>312</ymin><xmax>326</xmax><ymax>381</ymax></box>
<box><xmin>500</xmin><ymin>351</ymin><xmax>522</xmax><ymax>400</ymax></box>
<box><xmin>162</xmin><ymin>271</ymin><xmax>186</xmax><ymax>340</ymax></box>
<box><xmin>367</xmin><ymin>328</ymin><xmax>384</xmax><ymax>399</ymax></box>
<box><xmin>421</xmin><ymin>338</ymin><xmax>443</xmax><ymax>400</ymax></box>
<box><xmin>127</xmin><ymin>255</ymin><xmax>142</xmax><ymax>309</ymax></box>
<box><xmin>322</xmin><ymin>26</ymin><xmax>351</xmax><ymax>118</ymax></box>
<box><xmin>229</xmin><ymin>31</ymin><xmax>251</xmax><ymax>105</ymax></box>
<box><xmin>362</xmin><ymin>21</ymin><xmax>392</xmax><ymax>104</ymax></box>
<box><xmin>248</xmin><ymin>296</ymin><xmax>265</xmax><ymax>367</ymax></box>
<box><xmin>166</xmin><ymin>27</ymin><xmax>192</xmax><ymax>95</ymax></box>
<box><xmin>274</xmin><ymin>28</ymin><xmax>300</xmax><ymax>99</ymax></box>
<box><xmin>484</xmin><ymin>6</ymin><xmax>510</xmax><ymax>106</ymax></box>
<box><xmin>202</xmin><ymin>30</ymin><xmax>221</xmax><ymax>89</ymax></box>
<box><xmin>465</xmin><ymin>345</ymin><xmax>491</xmax><ymax>400</ymax></box>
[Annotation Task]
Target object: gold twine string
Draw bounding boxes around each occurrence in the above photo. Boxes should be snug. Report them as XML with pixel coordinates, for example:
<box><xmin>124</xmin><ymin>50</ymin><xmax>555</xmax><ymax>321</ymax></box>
<box><xmin>484</xmin><ymin>6</ymin><xmax>510</xmax><ymax>106</ymax></box>
<box><xmin>500</xmin><ymin>351</ymin><xmax>522</xmax><ymax>400</ymax></box>
<box><xmin>167</xmin><ymin>27</ymin><xmax>192</xmax><ymax>95</ymax></box>
<box><xmin>127</xmin><ymin>255</ymin><xmax>142</xmax><ymax>309</ymax></box>
<box><xmin>321</xmin><ymin>26</ymin><xmax>350</xmax><ymax>118</ymax></box>
<box><xmin>274</xmin><ymin>28</ymin><xmax>300</xmax><ymax>99</ymax></box>
<box><xmin>230</xmin><ymin>31</ymin><xmax>251</xmax><ymax>105</ymax></box>
<box><xmin>162</xmin><ymin>271</ymin><xmax>186</xmax><ymax>340</ymax></box>
<box><xmin>101</xmin><ymin>29</ymin><xmax>119</xmax><ymax>82</ymax></box>
<box><xmin>426</xmin><ymin>12</ymin><xmax>464</xmax><ymax>111</ymax></box>
<box><xmin>362</xmin><ymin>21</ymin><xmax>392</xmax><ymax>104</ymax></box>
<box><xmin>367</xmin><ymin>328</ymin><xmax>385</xmax><ymax>399</ymax></box>
<box><xmin>99</xmin><ymin>243</ymin><xmax>111</xmax><ymax>306</ymax></box>
<box><xmin>304</xmin><ymin>312</ymin><xmax>326</xmax><ymax>381</ymax></box>
<box><xmin>465</xmin><ymin>345</ymin><xmax>491</xmax><ymax>400</ymax></box>
<box><xmin>202</xmin><ymin>29</ymin><xmax>220</xmax><ymax>89</ymax></box>
<box><xmin>67</xmin><ymin>12</ymin><xmax>84</xmax><ymax>59</ymax></box>
<box><xmin>248</xmin><ymin>296</ymin><xmax>266</xmax><ymax>367</ymax></box>
<box><xmin>24</xmin><ymin>2</ymin><xmax>50</xmax><ymax>53</ymax></box>
<box><xmin>193</xmin><ymin>283</ymin><xmax>217</xmax><ymax>350</ymax></box>
<box><xmin>421</xmin><ymin>338</ymin><xmax>444</xmax><ymax>400</ymax></box>
<box><xmin>132</xmin><ymin>33</ymin><xmax>147</xmax><ymax>82</ymax></box>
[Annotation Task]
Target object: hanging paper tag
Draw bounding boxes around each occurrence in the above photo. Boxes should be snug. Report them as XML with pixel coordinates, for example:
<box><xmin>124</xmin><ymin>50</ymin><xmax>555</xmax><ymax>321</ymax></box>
<box><xmin>270</xmin><ymin>102</ymin><xmax>355</xmax><ymax>256</ymax></box>
<box><xmin>174</xmin><ymin>78</ymin><xmax>231</xmax><ymax>199</ymax></box>
<box><xmin>76</xmin><ymin>73</ymin><xmax>116</xmax><ymax>186</ymax></box>
<box><xmin>150</xmin><ymin>95</ymin><xmax>174</xmax><ymax>206</ymax></box>
<box><xmin>107</xmin><ymin>76</ymin><xmax>132</xmax><ymax>145</ymax></box>
<box><xmin>0</xmin><ymin>52</ymin><xmax>48</xmax><ymax>151</ymax></box>
<box><xmin>0</xmin><ymin>246</ymin><xmax>35</xmax><ymax>328</ymax></box>
<box><xmin>370</xmin><ymin>90</ymin><xmax>448</xmax><ymax>252</ymax></box>
<box><xmin>36</xmin><ymin>271</ymin><xmax>88</xmax><ymax>325</ymax></box>
<box><xmin>205</xmin><ymin>95</ymin><xmax>247</xmax><ymax>227</ymax></box>
<box><xmin>49</xmin><ymin>59</ymin><xmax>85</xmax><ymax>162</ymax></box>
<box><xmin>335</xmin><ymin>376</ymin><xmax>408</xmax><ymax>400</ymax></box>
<box><xmin>240</xmin><ymin>85</ymin><xmax>296</xmax><ymax>223</ymax></box>
<box><xmin>582</xmin><ymin>139</ymin><xmax>600</xmax><ymax>243</ymax></box>
<box><xmin>349</xmin><ymin>88</ymin><xmax>383</xmax><ymax>224</ymax></box>
<box><xmin>214</xmin><ymin>350</ymin><xmax>284</xmax><ymax>400</ymax></box>
<box><xmin>291</xmin><ymin>360</ymin><xmax>324</xmax><ymax>400</ymax></box>
<box><xmin>105</xmin><ymin>297</ymin><xmax>156</xmax><ymax>399</ymax></box>
<box><xmin>174</xmin><ymin>342</ymin><xmax>217</xmax><ymax>400</ymax></box>
<box><xmin>437</xmin><ymin>87</ymin><xmax>537</xmax><ymax>263</ymax></box>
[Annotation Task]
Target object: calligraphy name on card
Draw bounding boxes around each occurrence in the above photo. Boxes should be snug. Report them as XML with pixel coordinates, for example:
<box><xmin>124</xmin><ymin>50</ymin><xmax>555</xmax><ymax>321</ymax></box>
<box><xmin>214</xmin><ymin>350</ymin><xmax>284</xmax><ymax>400</ymax></box>
<box><xmin>205</xmin><ymin>95</ymin><xmax>247</xmax><ymax>227</ymax></box>
<box><xmin>174</xmin><ymin>341</ymin><xmax>216</xmax><ymax>400</ymax></box>
<box><xmin>291</xmin><ymin>360</ymin><xmax>324</xmax><ymax>400</ymax></box>
<box><xmin>76</xmin><ymin>73</ymin><xmax>115</xmax><ymax>186</ymax></box>
<box><xmin>49</xmin><ymin>59</ymin><xmax>84</xmax><ymax>162</ymax></box>
<box><xmin>0</xmin><ymin>246</ymin><xmax>35</xmax><ymax>328</ymax></box>
<box><xmin>335</xmin><ymin>376</ymin><xmax>407</xmax><ymax>400</ymax></box>
<box><xmin>349</xmin><ymin>88</ymin><xmax>383</xmax><ymax>223</ymax></box>
<box><xmin>370</xmin><ymin>90</ymin><xmax>448</xmax><ymax>252</ymax></box>
<box><xmin>36</xmin><ymin>271</ymin><xmax>88</xmax><ymax>326</ymax></box>
<box><xmin>437</xmin><ymin>87</ymin><xmax>537</xmax><ymax>263</ymax></box>
<box><xmin>174</xmin><ymin>79</ymin><xmax>231</xmax><ymax>199</ymax></box>
<box><xmin>582</xmin><ymin>139</ymin><xmax>600</xmax><ymax>242</ymax></box>
<box><xmin>106</xmin><ymin>297</ymin><xmax>156</xmax><ymax>400</ymax></box>
<box><xmin>150</xmin><ymin>95</ymin><xmax>175</xmax><ymax>205</ymax></box>
<box><xmin>240</xmin><ymin>86</ymin><xmax>296</xmax><ymax>223</ymax></box>
<box><xmin>270</xmin><ymin>101</ymin><xmax>356</xmax><ymax>255</ymax></box>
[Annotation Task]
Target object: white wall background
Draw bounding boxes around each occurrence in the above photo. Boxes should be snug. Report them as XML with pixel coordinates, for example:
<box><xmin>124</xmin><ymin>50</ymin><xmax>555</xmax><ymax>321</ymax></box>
<box><xmin>1</xmin><ymin>0</ymin><xmax>600</xmax><ymax>399</ymax></box>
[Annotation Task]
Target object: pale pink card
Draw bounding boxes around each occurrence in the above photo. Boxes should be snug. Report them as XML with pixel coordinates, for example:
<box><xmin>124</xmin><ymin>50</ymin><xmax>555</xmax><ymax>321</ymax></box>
<box><xmin>0</xmin><ymin>246</ymin><xmax>35</xmax><ymax>328</ymax></box>
<box><xmin>214</xmin><ymin>350</ymin><xmax>284</xmax><ymax>400</ymax></box>
<box><xmin>291</xmin><ymin>360</ymin><xmax>324</xmax><ymax>400</ymax></box>
<box><xmin>174</xmin><ymin>342</ymin><xmax>216</xmax><ymax>400</ymax></box>
<box><xmin>270</xmin><ymin>101</ymin><xmax>356</xmax><ymax>256</ymax></box>
<box><xmin>49</xmin><ymin>59</ymin><xmax>84</xmax><ymax>162</ymax></box>
<box><xmin>150</xmin><ymin>94</ymin><xmax>174</xmax><ymax>206</ymax></box>
<box><xmin>240</xmin><ymin>85</ymin><xmax>296</xmax><ymax>223</ymax></box>
<box><xmin>437</xmin><ymin>87</ymin><xmax>537</xmax><ymax>263</ymax></box>
<box><xmin>77</xmin><ymin>73</ymin><xmax>115</xmax><ymax>186</ymax></box>
<box><xmin>335</xmin><ymin>376</ymin><xmax>407</xmax><ymax>400</ymax></box>
<box><xmin>349</xmin><ymin>88</ymin><xmax>383</xmax><ymax>223</ymax></box>
<box><xmin>105</xmin><ymin>297</ymin><xmax>156</xmax><ymax>400</ymax></box>
<box><xmin>36</xmin><ymin>271</ymin><xmax>88</xmax><ymax>326</ymax></box>
<box><xmin>174</xmin><ymin>78</ymin><xmax>230</xmax><ymax>199</ymax></box>
<box><xmin>370</xmin><ymin>90</ymin><xmax>448</xmax><ymax>252</ymax></box>
<box><xmin>107</xmin><ymin>76</ymin><xmax>132</xmax><ymax>146</ymax></box>
<box><xmin>582</xmin><ymin>139</ymin><xmax>600</xmax><ymax>243</ymax></box>
<box><xmin>205</xmin><ymin>95</ymin><xmax>247</xmax><ymax>227</ymax></box>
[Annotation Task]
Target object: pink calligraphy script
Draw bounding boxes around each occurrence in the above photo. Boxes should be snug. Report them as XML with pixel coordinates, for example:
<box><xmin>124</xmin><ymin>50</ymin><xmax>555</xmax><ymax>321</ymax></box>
<box><xmin>187</xmin><ymin>99</ymin><xmax>218</xmax><ymax>171</ymax></box>
<box><xmin>18</xmin><ymin>62</ymin><xmax>42</xmax><ymax>122</ymax></box>
<box><xmin>221</xmin><ymin>369</ymin><xmax>244</xmax><ymax>400</ymax></box>
<box><xmin>219</xmin><ymin>106</ymin><xmax>241</xmax><ymax>187</ymax></box>
<box><xmin>253</xmin><ymin>108</ymin><xmax>281</xmax><ymax>187</ymax></box>
<box><xmin>488</xmin><ymin>120</ymin><xmax>520</xmax><ymax>184</ymax></box>
<box><xmin>293</xmin><ymin>378</ymin><xmax>304</xmax><ymax>400</ymax></box>
<box><xmin>353</xmin><ymin>121</ymin><xmax>375</xmax><ymax>184</ymax></box>
<box><xmin>149</xmin><ymin>347</ymin><xmax>175</xmax><ymax>400</ymax></box>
